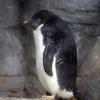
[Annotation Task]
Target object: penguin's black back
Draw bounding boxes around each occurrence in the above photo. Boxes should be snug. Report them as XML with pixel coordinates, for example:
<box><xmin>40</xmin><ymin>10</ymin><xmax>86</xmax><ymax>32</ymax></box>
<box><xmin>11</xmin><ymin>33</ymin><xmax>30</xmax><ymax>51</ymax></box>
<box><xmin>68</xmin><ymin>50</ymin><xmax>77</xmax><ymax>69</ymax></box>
<box><xmin>41</xmin><ymin>11</ymin><xmax>77</xmax><ymax>93</ymax></box>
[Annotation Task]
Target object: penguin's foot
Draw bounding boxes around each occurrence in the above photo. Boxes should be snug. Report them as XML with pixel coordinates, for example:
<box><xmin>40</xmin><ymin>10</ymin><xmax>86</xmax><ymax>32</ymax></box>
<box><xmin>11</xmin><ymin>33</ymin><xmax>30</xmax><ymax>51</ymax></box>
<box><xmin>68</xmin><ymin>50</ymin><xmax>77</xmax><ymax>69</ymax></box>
<box><xmin>42</xmin><ymin>95</ymin><xmax>55</xmax><ymax>99</ymax></box>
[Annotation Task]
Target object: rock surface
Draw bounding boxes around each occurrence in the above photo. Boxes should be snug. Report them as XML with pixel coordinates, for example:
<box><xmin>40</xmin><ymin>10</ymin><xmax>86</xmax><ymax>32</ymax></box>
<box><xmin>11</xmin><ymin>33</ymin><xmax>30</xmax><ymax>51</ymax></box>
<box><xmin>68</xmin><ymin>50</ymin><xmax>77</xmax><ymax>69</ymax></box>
<box><xmin>78</xmin><ymin>35</ymin><xmax>100</xmax><ymax>100</ymax></box>
<box><xmin>0</xmin><ymin>0</ymin><xmax>100</xmax><ymax>100</ymax></box>
<box><xmin>0</xmin><ymin>97</ymin><xmax>51</xmax><ymax>100</ymax></box>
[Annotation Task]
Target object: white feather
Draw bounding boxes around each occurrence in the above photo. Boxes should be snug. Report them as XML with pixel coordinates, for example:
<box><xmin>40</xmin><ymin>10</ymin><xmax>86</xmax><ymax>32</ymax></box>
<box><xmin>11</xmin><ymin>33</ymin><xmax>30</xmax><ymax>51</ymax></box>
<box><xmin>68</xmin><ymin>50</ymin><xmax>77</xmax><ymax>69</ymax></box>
<box><xmin>58</xmin><ymin>89</ymin><xmax>74</xmax><ymax>98</ymax></box>
<box><xmin>33</xmin><ymin>24</ymin><xmax>74</xmax><ymax>98</ymax></box>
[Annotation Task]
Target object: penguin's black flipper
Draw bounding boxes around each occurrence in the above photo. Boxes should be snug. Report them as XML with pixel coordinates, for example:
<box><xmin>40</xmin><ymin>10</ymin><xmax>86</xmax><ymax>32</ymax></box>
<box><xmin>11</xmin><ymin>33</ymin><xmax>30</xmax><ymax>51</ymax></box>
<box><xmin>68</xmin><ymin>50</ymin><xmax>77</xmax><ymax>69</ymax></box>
<box><xmin>74</xmin><ymin>92</ymin><xmax>85</xmax><ymax>100</ymax></box>
<box><xmin>43</xmin><ymin>37</ymin><xmax>57</xmax><ymax>76</ymax></box>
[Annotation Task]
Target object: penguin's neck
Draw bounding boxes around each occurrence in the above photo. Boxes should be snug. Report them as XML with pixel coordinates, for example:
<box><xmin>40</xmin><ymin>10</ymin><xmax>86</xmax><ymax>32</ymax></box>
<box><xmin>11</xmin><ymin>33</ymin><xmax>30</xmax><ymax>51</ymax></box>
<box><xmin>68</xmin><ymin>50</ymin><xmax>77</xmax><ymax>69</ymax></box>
<box><xmin>33</xmin><ymin>24</ymin><xmax>45</xmax><ymax>52</ymax></box>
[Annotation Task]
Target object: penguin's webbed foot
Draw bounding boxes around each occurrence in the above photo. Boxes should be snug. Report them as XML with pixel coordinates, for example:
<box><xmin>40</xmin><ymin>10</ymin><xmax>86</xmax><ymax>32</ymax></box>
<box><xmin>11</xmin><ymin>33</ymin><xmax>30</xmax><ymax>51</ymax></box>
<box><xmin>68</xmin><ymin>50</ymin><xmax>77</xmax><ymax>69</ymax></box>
<box><xmin>42</xmin><ymin>95</ymin><xmax>55</xmax><ymax>99</ymax></box>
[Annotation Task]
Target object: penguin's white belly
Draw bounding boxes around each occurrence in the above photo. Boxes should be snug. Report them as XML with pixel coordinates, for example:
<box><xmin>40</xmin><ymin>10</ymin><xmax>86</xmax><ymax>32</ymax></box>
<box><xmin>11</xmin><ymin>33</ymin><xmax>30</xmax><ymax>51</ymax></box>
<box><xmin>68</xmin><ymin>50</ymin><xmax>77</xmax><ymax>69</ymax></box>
<box><xmin>36</xmin><ymin>50</ymin><xmax>59</xmax><ymax>94</ymax></box>
<box><xmin>33</xmin><ymin>24</ymin><xmax>74</xmax><ymax>98</ymax></box>
<box><xmin>33</xmin><ymin>24</ymin><xmax>59</xmax><ymax>94</ymax></box>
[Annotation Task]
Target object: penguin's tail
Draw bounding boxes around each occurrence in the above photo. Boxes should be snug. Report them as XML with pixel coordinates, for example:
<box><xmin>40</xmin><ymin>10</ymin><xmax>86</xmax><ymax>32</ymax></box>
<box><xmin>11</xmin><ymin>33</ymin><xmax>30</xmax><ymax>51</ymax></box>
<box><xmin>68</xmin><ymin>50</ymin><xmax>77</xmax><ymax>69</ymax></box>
<box><xmin>74</xmin><ymin>92</ymin><xmax>86</xmax><ymax>100</ymax></box>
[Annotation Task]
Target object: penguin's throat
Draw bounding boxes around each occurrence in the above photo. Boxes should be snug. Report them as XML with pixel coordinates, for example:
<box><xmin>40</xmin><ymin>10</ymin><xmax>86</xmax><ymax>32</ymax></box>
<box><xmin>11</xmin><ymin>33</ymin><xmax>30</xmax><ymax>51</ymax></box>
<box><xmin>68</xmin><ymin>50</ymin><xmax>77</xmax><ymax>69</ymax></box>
<box><xmin>33</xmin><ymin>24</ymin><xmax>44</xmax><ymax>49</ymax></box>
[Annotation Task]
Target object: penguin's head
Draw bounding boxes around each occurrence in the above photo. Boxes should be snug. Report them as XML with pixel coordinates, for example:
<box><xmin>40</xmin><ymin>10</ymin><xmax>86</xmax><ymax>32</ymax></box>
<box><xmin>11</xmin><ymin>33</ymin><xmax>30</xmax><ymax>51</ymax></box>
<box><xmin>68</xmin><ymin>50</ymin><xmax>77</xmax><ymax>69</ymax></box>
<box><xmin>22</xmin><ymin>10</ymin><xmax>56</xmax><ymax>30</ymax></box>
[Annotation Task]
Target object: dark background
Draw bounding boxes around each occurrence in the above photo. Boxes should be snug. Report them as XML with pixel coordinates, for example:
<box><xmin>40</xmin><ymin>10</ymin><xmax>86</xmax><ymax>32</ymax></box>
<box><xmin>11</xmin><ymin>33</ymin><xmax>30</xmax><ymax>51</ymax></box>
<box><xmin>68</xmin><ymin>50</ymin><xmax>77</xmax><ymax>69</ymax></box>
<box><xmin>0</xmin><ymin>0</ymin><xmax>100</xmax><ymax>100</ymax></box>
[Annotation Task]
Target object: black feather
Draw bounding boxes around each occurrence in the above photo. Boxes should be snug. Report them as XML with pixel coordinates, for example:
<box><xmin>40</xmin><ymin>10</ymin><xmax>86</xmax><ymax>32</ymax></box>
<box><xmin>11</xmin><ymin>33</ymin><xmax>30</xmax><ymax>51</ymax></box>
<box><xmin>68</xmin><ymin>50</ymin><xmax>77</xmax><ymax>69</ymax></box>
<box><xmin>43</xmin><ymin>37</ymin><xmax>57</xmax><ymax>76</ymax></box>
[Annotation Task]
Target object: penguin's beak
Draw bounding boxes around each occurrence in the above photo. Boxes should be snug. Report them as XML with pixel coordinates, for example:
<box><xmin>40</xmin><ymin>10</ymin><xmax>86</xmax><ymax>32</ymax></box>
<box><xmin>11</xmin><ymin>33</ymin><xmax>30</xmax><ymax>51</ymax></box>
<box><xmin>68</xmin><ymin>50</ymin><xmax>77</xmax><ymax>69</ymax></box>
<box><xmin>22</xmin><ymin>19</ymin><xmax>38</xmax><ymax>30</ymax></box>
<box><xmin>22</xmin><ymin>20</ymin><xmax>32</xmax><ymax>26</ymax></box>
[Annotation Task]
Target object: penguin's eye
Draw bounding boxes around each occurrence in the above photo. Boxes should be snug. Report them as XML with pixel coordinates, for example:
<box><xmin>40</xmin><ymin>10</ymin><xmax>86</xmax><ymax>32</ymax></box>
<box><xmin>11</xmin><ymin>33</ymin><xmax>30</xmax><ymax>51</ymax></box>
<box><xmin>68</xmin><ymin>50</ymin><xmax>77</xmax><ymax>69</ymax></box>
<box><xmin>37</xmin><ymin>18</ymin><xmax>41</xmax><ymax>22</ymax></box>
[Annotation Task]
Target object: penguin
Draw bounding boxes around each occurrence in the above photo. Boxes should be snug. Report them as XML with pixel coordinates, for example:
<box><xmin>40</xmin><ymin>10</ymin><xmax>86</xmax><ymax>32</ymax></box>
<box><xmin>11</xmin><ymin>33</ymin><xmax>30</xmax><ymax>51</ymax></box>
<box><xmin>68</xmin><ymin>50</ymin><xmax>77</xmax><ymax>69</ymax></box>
<box><xmin>22</xmin><ymin>10</ymin><xmax>85</xmax><ymax>100</ymax></box>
